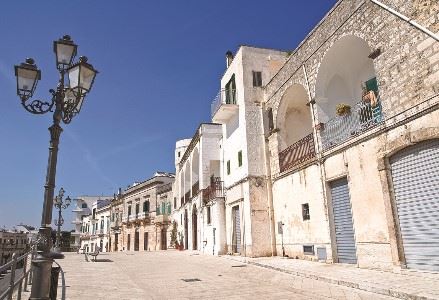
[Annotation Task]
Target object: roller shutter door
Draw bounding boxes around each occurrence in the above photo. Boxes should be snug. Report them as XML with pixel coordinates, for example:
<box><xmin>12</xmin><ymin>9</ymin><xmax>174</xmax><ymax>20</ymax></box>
<box><xmin>390</xmin><ymin>139</ymin><xmax>439</xmax><ymax>271</ymax></box>
<box><xmin>330</xmin><ymin>178</ymin><xmax>357</xmax><ymax>264</ymax></box>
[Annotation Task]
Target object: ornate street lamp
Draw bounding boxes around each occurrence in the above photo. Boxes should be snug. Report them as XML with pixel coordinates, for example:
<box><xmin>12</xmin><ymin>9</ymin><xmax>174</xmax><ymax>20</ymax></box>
<box><xmin>53</xmin><ymin>188</ymin><xmax>71</xmax><ymax>252</ymax></box>
<box><xmin>14</xmin><ymin>35</ymin><xmax>98</xmax><ymax>300</ymax></box>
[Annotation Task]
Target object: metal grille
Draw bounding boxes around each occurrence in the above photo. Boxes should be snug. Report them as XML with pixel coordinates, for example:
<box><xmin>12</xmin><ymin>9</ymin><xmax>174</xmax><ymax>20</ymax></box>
<box><xmin>321</xmin><ymin>99</ymin><xmax>383</xmax><ymax>150</ymax></box>
<box><xmin>232</xmin><ymin>206</ymin><xmax>241</xmax><ymax>254</ymax></box>
<box><xmin>279</xmin><ymin>133</ymin><xmax>316</xmax><ymax>173</ymax></box>
<box><xmin>330</xmin><ymin>178</ymin><xmax>357</xmax><ymax>264</ymax></box>
<box><xmin>390</xmin><ymin>139</ymin><xmax>439</xmax><ymax>272</ymax></box>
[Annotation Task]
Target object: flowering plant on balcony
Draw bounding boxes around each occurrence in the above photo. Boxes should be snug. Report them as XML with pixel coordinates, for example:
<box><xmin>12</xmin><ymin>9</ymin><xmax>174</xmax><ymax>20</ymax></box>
<box><xmin>336</xmin><ymin>103</ymin><xmax>351</xmax><ymax>116</ymax></box>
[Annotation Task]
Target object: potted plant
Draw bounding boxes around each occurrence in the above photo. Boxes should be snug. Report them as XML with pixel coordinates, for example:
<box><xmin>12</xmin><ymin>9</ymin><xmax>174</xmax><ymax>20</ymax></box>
<box><xmin>170</xmin><ymin>221</ymin><xmax>178</xmax><ymax>248</ymax></box>
<box><xmin>336</xmin><ymin>103</ymin><xmax>351</xmax><ymax>116</ymax></box>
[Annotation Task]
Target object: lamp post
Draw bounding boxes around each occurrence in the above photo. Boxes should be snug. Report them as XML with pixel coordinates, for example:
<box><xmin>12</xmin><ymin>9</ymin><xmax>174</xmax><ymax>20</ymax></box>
<box><xmin>14</xmin><ymin>35</ymin><xmax>98</xmax><ymax>300</ymax></box>
<box><xmin>53</xmin><ymin>188</ymin><xmax>71</xmax><ymax>252</ymax></box>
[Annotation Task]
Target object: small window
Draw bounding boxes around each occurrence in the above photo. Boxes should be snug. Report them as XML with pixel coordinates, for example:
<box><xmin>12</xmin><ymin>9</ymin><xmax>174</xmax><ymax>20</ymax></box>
<box><xmin>81</xmin><ymin>203</ymin><xmax>87</xmax><ymax>208</ymax></box>
<box><xmin>178</xmin><ymin>152</ymin><xmax>181</xmax><ymax>158</ymax></box>
<box><xmin>207</xmin><ymin>206</ymin><xmax>211</xmax><ymax>224</ymax></box>
<box><xmin>252</xmin><ymin>71</ymin><xmax>262</xmax><ymax>87</ymax></box>
<box><xmin>135</xmin><ymin>203</ymin><xmax>140</xmax><ymax>215</ymax></box>
<box><xmin>180</xmin><ymin>214</ymin><xmax>182</xmax><ymax>225</ymax></box>
<box><xmin>128</xmin><ymin>205</ymin><xmax>132</xmax><ymax>216</ymax></box>
<box><xmin>303</xmin><ymin>245</ymin><xmax>314</xmax><ymax>255</ymax></box>
<box><xmin>238</xmin><ymin>151</ymin><xmax>242</xmax><ymax>167</ymax></box>
<box><xmin>302</xmin><ymin>203</ymin><xmax>310</xmax><ymax>221</ymax></box>
<box><xmin>174</xmin><ymin>197</ymin><xmax>177</xmax><ymax>209</ymax></box>
<box><xmin>227</xmin><ymin>160</ymin><xmax>231</xmax><ymax>175</ymax></box>
<box><xmin>143</xmin><ymin>201</ymin><xmax>150</xmax><ymax>212</ymax></box>
<box><xmin>267</xmin><ymin>108</ymin><xmax>274</xmax><ymax>132</ymax></box>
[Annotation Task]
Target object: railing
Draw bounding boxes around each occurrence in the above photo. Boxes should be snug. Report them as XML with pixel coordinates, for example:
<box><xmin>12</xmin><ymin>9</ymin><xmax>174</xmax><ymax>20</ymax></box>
<box><xmin>202</xmin><ymin>180</ymin><xmax>225</xmax><ymax>205</ymax></box>
<box><xmin>320</xmin><ymin>98</ymin><xmax>383</xmax><ymax>150</ymax></box>
<box><xmin>0</xmin><ymin>248</ymin><xmax>34</xmax><ymax>300</ymax></box>
<box><xmin>278</xmin><ymin>133</ymin><xmax>316</xmax><ymax>173</ymax></box>
<box><xmin>192</xmin><ymin>181</ymin><xmax>199</xmax><ymax>196</ymax></box>
<box><xmin>211</xmin><ymin>88</ymin><xmax>237</xmax><ymax>118</ymax></box>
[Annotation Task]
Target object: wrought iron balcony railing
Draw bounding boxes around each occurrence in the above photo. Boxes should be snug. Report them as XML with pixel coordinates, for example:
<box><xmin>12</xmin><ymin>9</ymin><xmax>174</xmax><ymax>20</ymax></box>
<box><xmin>279</xmin><ymin>133</ymin><xmax>316</xmax><ymax>173</ymax></box>
<box><xmin>202</xmin><ymin>180</ymin><xmax>225</xmax><ymax>205</ymax></box>
<box><xmin>320</xmin><ymin>98</ymin><xmax>383</xmax><ymax>150</ymax></box>
<box><xmin>211</xmin><ymin>88</ymin><xmax>237</xmax><ymax>118</ymax></box>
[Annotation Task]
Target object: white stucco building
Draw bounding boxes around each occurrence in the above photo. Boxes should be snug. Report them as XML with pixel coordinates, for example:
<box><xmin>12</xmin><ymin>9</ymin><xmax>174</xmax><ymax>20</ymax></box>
<box><xmin>71</xmin><ymin>196</ymin><xmax>111</xmax><ymax>249</ymax></box>
<box><xmin>172</xmin><ymin>123</ymin><xmax>226</xmax><ymax>255</ymax></box>
<box><xmin>80</xmin><ymin>199</ymin><xmax>112</xmax><ymax>252</ymax></box>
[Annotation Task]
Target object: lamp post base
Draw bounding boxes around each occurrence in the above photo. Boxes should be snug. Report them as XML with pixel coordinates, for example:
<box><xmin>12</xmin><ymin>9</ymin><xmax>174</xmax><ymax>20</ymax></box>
<box><xmin>29</xmin><ymin>252</ymin><xmax>53</xmax><ymax>300</ymax></box>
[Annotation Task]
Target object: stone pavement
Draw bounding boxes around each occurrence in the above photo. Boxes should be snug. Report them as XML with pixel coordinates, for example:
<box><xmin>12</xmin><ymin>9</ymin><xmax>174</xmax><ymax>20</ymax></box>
<box><xmin>44</xmin><ymin>251</ymin><xmax>398</xmax><ymax>300</ymax></box>
<box><xmin>223</xmin><ymin>255</ymin><xmax>439</xmax><ymax>300</ymax></box>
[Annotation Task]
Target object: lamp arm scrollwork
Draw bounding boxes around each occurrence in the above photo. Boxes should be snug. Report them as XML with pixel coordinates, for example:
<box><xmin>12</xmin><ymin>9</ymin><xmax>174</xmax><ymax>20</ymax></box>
<box><xmin>21</xmin><ymin>95</ymin><xmax>55</xmax><ymax>115</ymax></box>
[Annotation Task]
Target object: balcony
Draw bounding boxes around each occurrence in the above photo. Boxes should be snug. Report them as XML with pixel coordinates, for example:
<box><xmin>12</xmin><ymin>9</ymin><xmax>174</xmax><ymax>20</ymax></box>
<box><xmin>320</xmin><ymin>98</ymin><xmax>383</xmax><ymax>150</ymax></box>
<box><xmin>71</xmin><ymin>220</ymin><xmax>82</xmax><ymax>225</ymax></box>
<box><xmin>154</xmin><ymin>214</ymin><xmax>169</xmax><ymax>224</ymax></box>
<box><xmin>279</xmin><ymin>133</ymin><xmax>316</xmax><ymax>173</ymax></box>
<box><xmin>202</xmin><ymin>180</ymin><xmax>225</xmax><ymax>205</ymax></box>
<box><xmin>137</xmin><ymin>212</ymin><xmax>150</xmax><ymax>220</ymax></box>
<box><xmin>211</xmin><ymin>88</ymin><xmax>238</xmax><ymax>123</ymax></box>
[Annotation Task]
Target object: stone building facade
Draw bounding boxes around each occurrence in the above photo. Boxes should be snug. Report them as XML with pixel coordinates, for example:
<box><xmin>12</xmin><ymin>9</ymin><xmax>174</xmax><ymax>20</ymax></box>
<box><xmin>119</xmin><ymin>172</ymin><xmax>174</xmax><ymax>252</ymax></box>
<box><xmin>263</xmin><ymin>0</ymin><xmax>439</xmax><ymax>271</ymax></box>
<box><xmin>165</xmin><ymin>0</ymin><xmax>439</xmax><ymax>273</ymax></box>
<box><xmin>0</xmin><ymin>230</ymin><xmax>28</xmax><ymax>265</ymax></box>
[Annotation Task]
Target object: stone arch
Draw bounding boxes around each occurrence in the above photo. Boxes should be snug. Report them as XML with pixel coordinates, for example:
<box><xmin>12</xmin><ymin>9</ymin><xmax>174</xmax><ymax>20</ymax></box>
<box><xmin>276</xmin><ymin>83</ymin><xmax>312</xmax><ymax>151</ymax></box>
<box><xmin>315</xmin><ymin>35</ymin><xmax>377</xmax><ymax>122</ymax></box>
<box><xmin>191</xmin><ymin>147</ymin><xmax>200</xmax><ymax>195</ymax></box>
<box><xmin>184</xmin><ymin>163</ymin><xmax>190</xmax><ymax>200</ymax></box>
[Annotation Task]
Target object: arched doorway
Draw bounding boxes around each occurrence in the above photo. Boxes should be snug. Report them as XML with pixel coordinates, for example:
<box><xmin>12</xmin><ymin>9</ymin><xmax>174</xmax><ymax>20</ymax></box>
<box><xmin>389</xmin><ymin>139</ymin><xmax>439</xmax><ymax>272</ymax></box>
<box><xmin>192</xmin><ymin>205</ymin><xmax>198</xmax><ymax>250</ymax></box>
<box><xmin>315</xmin><ymin>35</ymin><xmax>381</xmax><ymax>149</ymax></box>
<box><xmin>276</xmin><ymin>84</ymin><xmax>315</xmax><ymax>172</ymax></box>
<box><xmin>184</xmin><ymin>209</ymin><xmax>188</xmax><ymax>250</ymax></box>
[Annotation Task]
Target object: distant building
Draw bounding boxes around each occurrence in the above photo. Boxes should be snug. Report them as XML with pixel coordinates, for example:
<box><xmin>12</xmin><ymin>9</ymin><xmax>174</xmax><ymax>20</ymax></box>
<box><xmin>0</xmin><ymin>229</ymin><xmax>28</xmax><ymax>265</ymax></box>
<box><xmin>112</xmin><ymin>172</ymin><xmax>174</xmax><ymax>252</ymax></box>
<box><xmin>71</xmin><ymin>196</ymin><xmax>111</xmax><ymax>249</ymax></box>
<box><xmin>80</xmin><ymin>199</ymin><xmax>112</xmax><ymax>252</ymax></box>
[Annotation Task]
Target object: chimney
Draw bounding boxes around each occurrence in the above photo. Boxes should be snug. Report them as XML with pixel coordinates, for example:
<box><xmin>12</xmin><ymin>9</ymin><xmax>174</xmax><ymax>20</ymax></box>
<box><xmin>226</xmin><ymin>50</ymin><xmax>234</xmax><ymax>67</ymax></box>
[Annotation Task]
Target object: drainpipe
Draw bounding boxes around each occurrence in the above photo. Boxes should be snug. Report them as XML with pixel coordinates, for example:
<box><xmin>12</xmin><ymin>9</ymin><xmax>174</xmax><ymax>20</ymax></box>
<box><xmin>262</xmin><ymin>102</ymin><xmax>277</xmax><ymax>257</ymax></box>
<box><xmin>370</xmin><ymin>0</ymin><xmax>439</xmax><ymax>41</ymax></box>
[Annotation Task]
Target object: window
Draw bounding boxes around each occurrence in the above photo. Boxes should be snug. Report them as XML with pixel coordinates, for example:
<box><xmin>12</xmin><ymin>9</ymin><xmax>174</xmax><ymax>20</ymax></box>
<box><xmin>174</xmin><ymin>197</ymin><xmax>177</xmax><ymax>209</ymax></box>
<box><xmin>128</xmin><ymin>205</ymin><xmax>132</xmax><ymax>216</ymax></box>
<box><xmin>267</xmin><ymin>108</ymin><xmax>274</xmax><ymax>133</ymax></box>
<box><xmin>143</xmin><ymin>201</ymin><xmax>150</xmax><ymax>213</ymax></box>
<box><xmin>238</xmin><ymin>151</ymin><xmax>242</xmax><ymax>167</ymax></box>
<box><xmin>207</xmin><ymin>206</ymin><xmax>211</xmax><ymax>225</ymax></box>
<box><xmin>100</xmin><ymin>219</ymin><xmax>104</xmax><ymax>230</ymax></box>
<box><xmin>135</xmin><ymin>203</ymin><xmax>140</xmax><ymax>215</ymax></box>
<box><xmin>180</xmin><ymin>214</ymin><xmax>182</xmax><ymax>225</ymax></box>
<box><xmin>81</xmin><ymin>203</ymin><xmax>87</xmax><ymax>209</ymax></box>
<box><xmin>303</xmin><ymin>245</ymin><xmax>314</xmax><ymax>255</ymax></box>
<box><xmin>178</xmin><ymin>152</ymin><xmax>181</xmax><ymax>158</ymax></box>
<box><xmin>252</xmin><ymin>71</ymin><xmax>262</xmax><ymax>87</ymax></box>
<box><xmin>227</xmin><ymin>160</ymin><xmax>231</xmax><ymax>175</ymax></box>
<box><xmin>225</xmin><ymin>75</ymin><xmax>236</xmax><ymax>104</ymax></box>
<box><xmin>302</xmin><ymin>203</ymin><xmax>310</xmax><ymax>221</ymax></box>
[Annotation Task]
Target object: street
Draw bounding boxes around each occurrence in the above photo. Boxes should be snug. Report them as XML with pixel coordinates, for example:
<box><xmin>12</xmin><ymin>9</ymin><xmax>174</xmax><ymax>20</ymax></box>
<box><xmin>50</xmin><ymin>251</ymin><xmax>395</xmax><ymax>300</ymax></box>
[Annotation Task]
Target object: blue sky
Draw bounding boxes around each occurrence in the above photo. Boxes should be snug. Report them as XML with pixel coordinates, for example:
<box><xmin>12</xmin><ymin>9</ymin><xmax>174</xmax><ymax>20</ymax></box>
<box><xmin>0</xmin><ymin>0</ymin><xmax>337</xmax><ymax>229</ymax></box>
